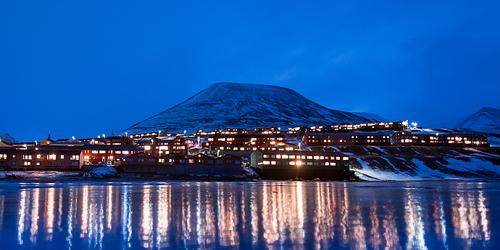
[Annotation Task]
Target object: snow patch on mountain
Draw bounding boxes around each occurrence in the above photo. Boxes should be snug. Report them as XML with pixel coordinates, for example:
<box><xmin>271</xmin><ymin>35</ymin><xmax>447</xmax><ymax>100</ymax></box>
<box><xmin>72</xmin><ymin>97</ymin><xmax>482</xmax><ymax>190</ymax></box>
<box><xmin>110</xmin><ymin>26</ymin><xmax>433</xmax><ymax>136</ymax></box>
<box><xmin>457</xmin><ymin>106</ymin><xmax>500</xmax><ymax>135</ymax></box>
<box><xmin>488</xmin><ymin>136</ymin><xmax>500</xmax><ymax>147</ymax></box>
<box><xmin>0</xmin><ymin>133</ymin><xmax>15</xmax><ymax>144</ymax></box>
<box><xmin>126</xmin><ymin>82</ymin><xmax>370</xmax><ymax>134</ymax></box>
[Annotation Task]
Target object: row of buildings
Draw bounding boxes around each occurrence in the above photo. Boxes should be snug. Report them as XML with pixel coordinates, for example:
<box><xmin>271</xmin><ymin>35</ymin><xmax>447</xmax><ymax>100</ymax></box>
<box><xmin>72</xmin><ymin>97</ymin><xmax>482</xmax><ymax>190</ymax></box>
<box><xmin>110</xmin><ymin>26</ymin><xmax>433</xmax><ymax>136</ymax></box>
<box><xmin>0</xmin><ymin>120</ymin><xmax>491</xmax><ymax>179</ymax></box>
<box><xmin>0</xmin><ymin>136</ymin><xmax>136</xmax><ymax>171</ymax></box>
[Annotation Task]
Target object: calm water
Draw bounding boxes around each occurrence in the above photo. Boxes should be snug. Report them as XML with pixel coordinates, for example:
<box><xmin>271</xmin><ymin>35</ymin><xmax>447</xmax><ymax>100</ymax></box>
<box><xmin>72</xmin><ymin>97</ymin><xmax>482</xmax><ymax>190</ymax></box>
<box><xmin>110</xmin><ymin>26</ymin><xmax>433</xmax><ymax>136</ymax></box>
<box><xmin>0</xmin><ymin>181</ymin><xmax>498</xmax><ymax>250</ymax></box>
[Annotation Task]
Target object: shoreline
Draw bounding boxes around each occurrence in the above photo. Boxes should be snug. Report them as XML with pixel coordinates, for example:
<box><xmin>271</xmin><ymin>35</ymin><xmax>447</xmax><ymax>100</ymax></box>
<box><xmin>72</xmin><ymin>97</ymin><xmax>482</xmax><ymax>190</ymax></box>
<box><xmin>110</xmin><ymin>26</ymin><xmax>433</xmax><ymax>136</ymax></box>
<box><xmin>0</xmin><ymin>170</ymin><xmax>499</xmax><ymax>183</ymax></box>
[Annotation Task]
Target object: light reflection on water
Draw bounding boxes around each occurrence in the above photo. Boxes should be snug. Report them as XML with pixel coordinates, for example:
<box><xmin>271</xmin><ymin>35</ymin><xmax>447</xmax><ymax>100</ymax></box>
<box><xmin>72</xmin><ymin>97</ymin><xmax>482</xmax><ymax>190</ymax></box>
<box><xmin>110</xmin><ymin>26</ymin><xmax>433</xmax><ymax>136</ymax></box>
<box><xmin>0</xmin><ymin>181</ymin><xmax>497</xmax><ymax>249</ymax></box>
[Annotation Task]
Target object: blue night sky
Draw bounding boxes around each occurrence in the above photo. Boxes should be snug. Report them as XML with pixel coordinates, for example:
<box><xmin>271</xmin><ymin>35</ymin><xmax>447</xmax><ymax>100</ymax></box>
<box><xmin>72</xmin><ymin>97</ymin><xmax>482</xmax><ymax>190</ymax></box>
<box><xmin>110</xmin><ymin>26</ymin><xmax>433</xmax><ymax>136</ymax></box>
<box><xmin>1</xmin><ymin>0</ymin><xmax>499</xmax><ymax>141</ymax></box>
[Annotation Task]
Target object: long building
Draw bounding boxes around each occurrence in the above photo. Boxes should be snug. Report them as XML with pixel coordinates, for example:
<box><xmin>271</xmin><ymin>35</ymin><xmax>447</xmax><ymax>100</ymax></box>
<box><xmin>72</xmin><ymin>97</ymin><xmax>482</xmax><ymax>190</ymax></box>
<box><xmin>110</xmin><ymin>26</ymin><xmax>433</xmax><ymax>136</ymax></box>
<box><xmin>304</xmin><ymin>131</ymin><xmax>395</xmax><ymax>147</ymax></box>
<box><xmin>122</xmin><ymin>152</ymin><xmax>243</xmax><ymax>176</ymax></box>
<box><xmin>250</xmin><ymin>150</ymin><xmax>351</xmax><ymax>180</ymax></box>
<box><xmin>393</xmin><ymin>130</ymin><xmax>489</xmax><ymax>147</ymax></box>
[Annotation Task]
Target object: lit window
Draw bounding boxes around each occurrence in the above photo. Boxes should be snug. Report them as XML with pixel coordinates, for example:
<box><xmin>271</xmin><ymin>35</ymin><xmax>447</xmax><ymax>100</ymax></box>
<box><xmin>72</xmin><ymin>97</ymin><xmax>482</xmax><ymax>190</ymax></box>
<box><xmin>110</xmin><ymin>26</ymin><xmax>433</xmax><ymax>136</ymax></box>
<box><xmin>36</xmin><ymin>154</ymin><xmax>42</xmax><ymax>159</ymax></box>
<box><xmin>289</xmin><ymin>161</ymin><xmax>296</xmax><ymax>165</ymax></box>
<box><xmin>144</xmin><ymin>145</ymin><xmax>151</xmax><ymax>151</ymax></box>
<box><xmin>47</xmin><ymin>154</ymin><xmax>57</xmax><ymax>160</ymax></box>
<box><xmin>122</xmin><ymin>151</ymin><xmax>129</xmax><ymax>155</ymax></box>
<box><xmin>60</xmin><ymin>155</ymin><xmax>65</xmax><ymax>159</ymax></box>
<box><xmin>70</xmin><ymin>155</ymin><xmax>80</xmax><ymax>161</ymax></box>
<box><xmin>24</xmin><ymin>161</ymin><xmax>31</xmax><ymax>166</ymax></box>
<box><xmin>0</xmin><ymin>154</ymin><xmax>7</xmax><ymax>160</ymax></box>
<box><xmin>271</xmin><ymin>161</ymin><xmax>276</xmax><ymax>165</ymax></box>
<box><xmin>23</xmin><ymin>155</ymin><xmax>32</xmax><ymax>160</ymax></box>
<box><xmin>342</xmin><ymin>157</ymin><xmax>349</xmax><ymax>161</ymax></box>
<box><xmin>263</xmin><ymin>160</ymin><xmax>270</xmax><ymax>165</ymax></box>
<box><xmin>99</xmin><ymin>150</ymin><xmax>106</xmax><ymax>154</ymax></box>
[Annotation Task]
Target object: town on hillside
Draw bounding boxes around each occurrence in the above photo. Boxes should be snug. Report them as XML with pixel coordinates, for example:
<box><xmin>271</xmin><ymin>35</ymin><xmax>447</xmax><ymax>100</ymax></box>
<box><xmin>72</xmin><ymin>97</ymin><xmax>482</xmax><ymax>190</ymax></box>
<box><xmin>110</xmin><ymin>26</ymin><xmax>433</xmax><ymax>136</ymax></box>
<box><xmin>0</xmin><ymin>121</ymin><xmax>491</xmax><ymax>179</ymax></box>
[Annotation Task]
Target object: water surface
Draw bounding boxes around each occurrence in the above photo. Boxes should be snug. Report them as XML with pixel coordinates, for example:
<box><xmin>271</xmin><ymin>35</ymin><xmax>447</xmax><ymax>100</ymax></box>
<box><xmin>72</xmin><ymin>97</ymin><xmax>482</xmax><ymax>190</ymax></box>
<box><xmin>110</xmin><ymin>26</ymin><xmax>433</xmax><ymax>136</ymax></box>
<box><xmin>0</xmin><ymin>180</ymin><xmax>497</xmax><ymax>249</ymax></box>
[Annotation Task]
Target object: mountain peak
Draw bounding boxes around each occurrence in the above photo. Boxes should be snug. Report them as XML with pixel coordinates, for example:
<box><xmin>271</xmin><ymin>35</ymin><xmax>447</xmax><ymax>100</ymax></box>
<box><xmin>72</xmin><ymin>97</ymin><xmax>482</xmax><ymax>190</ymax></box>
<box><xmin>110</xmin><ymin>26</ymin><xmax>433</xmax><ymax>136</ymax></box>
<box><xmin>207</xmin><ymin>82</ymin><xmax>295</xmax><ymax>93</ymax></box>
<box><xmin>457</xmin><ymin>106</ymin><xmax>500</xmax><ymax>134</ymax></box>
<box><xmin>126</xmin><ymin>82</ymin><xmax>370</xmax><ymax>134</ymax></box>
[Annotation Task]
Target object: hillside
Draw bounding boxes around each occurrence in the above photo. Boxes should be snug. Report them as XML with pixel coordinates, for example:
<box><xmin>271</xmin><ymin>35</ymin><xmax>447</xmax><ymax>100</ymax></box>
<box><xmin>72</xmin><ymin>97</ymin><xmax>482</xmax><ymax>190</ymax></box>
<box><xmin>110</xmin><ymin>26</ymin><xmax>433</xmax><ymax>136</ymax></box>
<box><xmin>335</xmin><ymin>146</ymin><xmax>500</xmax><ymax>180</ymax></box>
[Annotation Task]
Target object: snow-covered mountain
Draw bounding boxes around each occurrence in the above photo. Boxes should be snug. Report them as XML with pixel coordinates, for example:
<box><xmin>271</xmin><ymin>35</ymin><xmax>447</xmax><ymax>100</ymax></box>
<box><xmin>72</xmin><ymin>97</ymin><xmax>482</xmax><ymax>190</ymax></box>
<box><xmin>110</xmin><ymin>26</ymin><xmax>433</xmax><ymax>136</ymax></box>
<box><xmin>0</xmin><ymin>133</ymin><xmax>15</xmax><ymax>144</ymax></box>
<box><xmin>353</xmin><ymin>112</ymin><xmax>388</xmax><ymax>122</ymax></box>
<box><xmin>127</xmin><ymin>82</ymin><xmax>370</xmax><ymax>134</ymax></box>
<box><xmin>457</xmin><ymin>106</ymin><xmax>500</xmax><ymax>135</ymax></box>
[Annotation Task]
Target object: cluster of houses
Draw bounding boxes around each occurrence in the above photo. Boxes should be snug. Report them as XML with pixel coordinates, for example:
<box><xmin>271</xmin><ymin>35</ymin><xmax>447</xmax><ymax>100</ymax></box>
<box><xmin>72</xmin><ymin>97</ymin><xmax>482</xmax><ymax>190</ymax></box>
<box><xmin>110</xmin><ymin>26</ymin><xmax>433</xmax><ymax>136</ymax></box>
<box><xmin>0</xmin><ymin>120</ymin><xmax>491</xmax><ymax>179</ymax></box>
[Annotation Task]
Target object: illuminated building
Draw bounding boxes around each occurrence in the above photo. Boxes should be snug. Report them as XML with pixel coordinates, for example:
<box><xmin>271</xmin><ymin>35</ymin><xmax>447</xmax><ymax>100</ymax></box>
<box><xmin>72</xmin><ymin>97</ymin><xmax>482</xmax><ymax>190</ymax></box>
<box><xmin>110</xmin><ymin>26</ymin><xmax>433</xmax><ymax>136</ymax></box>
<box><xmin>250</xmin><ymin>150</ymin><xmax>351</xmax><ymax>179</ymax></box>
<box><xmin>122</xmin><ymin>153</ymin><xmax>243</xmax><ymax>176</ymax></box>
<box><xmin>134</xmin><ymin>136</ymin><xmax>187</xmax><ymax>157</ymax></box>
<box><xmin>393</xmin><ymin>130</ymin><xmax>489</xmax><ymax>147</ymax></box>
<box><xmin>304</xmin><ymin>131</ymin><xmax>395</xmax><ymax>147</ymax></box>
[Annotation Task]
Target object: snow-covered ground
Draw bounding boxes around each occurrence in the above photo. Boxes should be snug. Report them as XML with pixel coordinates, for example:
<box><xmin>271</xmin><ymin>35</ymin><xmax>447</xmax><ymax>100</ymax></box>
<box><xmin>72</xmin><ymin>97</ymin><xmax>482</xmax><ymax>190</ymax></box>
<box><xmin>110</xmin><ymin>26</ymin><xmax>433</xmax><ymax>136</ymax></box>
<box><xmin>83</xmin><ymin>165</ymin><xmax>118</xmax><ymax>178</ymax></box>
<box><xmin>351</xmin><ymin>146</ymin><xmax>500</xmax><ymax>181</ymax></box>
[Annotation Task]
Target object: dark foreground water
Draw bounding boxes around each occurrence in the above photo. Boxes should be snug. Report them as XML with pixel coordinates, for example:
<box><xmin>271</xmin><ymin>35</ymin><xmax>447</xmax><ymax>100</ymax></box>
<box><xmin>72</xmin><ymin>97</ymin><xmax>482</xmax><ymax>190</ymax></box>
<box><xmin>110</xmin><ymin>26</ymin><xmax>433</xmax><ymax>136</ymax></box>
<box><xmin>0</xmin><ymin>181</ymin><xmax>498</xmax><ymax>250</ymax></box>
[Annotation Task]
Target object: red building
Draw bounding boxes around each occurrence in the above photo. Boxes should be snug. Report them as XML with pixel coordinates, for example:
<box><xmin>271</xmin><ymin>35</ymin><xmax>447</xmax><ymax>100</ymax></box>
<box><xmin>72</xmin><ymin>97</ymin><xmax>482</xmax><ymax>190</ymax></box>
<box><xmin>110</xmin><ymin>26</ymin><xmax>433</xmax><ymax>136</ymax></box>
<box><xmin>80</xmin><ymin>136</ymin><xmax>137</xmax><ymax>165</ymax></box>
<box><xmin>135</xmin><ymin>136</ymin><xmax>187</xmax><ymax>157</ymax></box>
<box><xmin>0</xmin><ymin>139</ymin><xmax>83</xmax><ymax>170</ymax></box>
<box><xmin>303</xmin><ymin>131</ymin><xmax>395</xmax><ymax>147</ymax></box>
<box><xmin>393</xmin><ymin>130</ymin><xmax>489</xmax><ymax>147</ymax></box>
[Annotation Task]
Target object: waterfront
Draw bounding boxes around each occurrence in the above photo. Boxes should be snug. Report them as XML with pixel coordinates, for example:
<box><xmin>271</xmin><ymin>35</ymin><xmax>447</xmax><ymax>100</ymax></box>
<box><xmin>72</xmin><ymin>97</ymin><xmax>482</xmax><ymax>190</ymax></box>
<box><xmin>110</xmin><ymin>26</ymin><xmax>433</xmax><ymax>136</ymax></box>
<box><xmin>0</xmin><ymin>181</ymin><xmax>497</xmax><ymax>249</ymax></box>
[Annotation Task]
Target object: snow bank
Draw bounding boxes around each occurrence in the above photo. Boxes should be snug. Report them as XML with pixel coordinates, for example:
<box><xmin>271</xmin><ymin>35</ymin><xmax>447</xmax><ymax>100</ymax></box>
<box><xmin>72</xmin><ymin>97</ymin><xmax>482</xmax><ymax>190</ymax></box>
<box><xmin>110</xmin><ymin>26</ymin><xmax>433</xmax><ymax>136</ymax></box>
<box><xmin>84</xmin><ymin>165</ymin><xmax>118</xmax><ymax>178</ymax></box>
<box><xmin>0</xmin><ymin>171</ymin><xmax>80</xmax><ymax>179</ymax></box>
